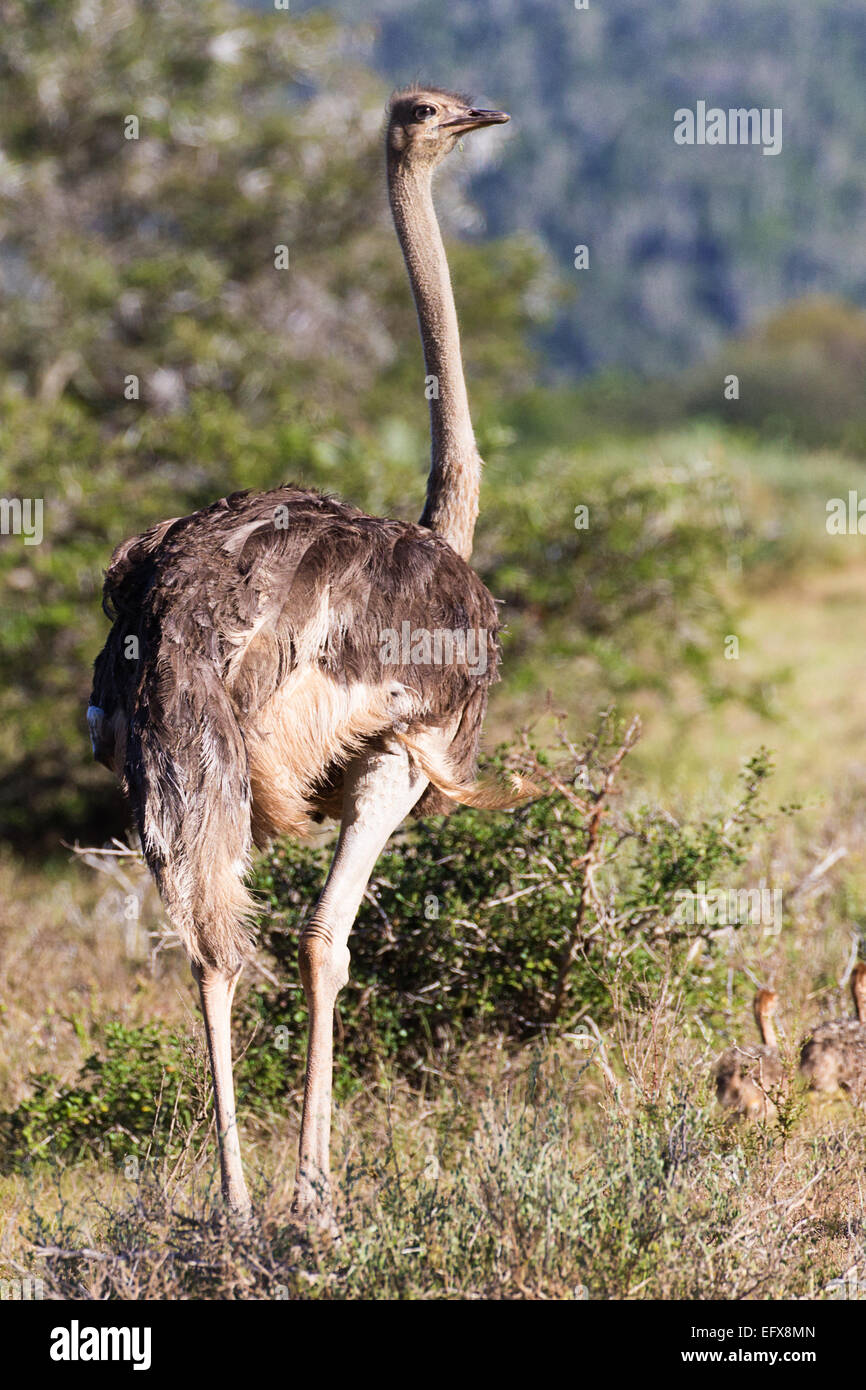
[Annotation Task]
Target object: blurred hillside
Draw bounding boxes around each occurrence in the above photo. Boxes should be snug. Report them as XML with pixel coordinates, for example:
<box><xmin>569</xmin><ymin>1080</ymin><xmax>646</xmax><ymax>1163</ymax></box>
<box><xmin>288</xmin><ymin>0</ymin><xmax>866</xmax><ymax>375</ymax></box>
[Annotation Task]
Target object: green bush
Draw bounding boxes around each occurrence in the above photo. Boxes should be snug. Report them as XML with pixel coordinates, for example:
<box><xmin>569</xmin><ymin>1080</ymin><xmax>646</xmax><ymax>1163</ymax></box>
<box><xmin>0</xmin><ymin>1022</ymin><xmax>195</xmax><ymax>1168</ymax></box>
<box><xmin>677</xmin><ymin>297</ymin><xmax>866</xmax><ymax>454</ymax></box>
<box><xmin>238</xmin><ymin>735</ymin><xmax>775</xmax><ymax>1104</ymax></box>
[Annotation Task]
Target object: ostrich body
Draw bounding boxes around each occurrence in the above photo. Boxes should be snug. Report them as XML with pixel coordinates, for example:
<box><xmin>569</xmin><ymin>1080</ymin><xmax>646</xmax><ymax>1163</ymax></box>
<box><xmin>714</xmin><ymin>988</ymin><xmax>784</xmax><ymax>1120</ymax></box>
<box><xmin>800</xmin><ymin>963</ymin><xmax>866</xmax><ymax>1099</ymax></box>
<box><xmin>88</xmin><ymin>89</ymin><xmax>517</xmax><ymax>1219</ymax></box>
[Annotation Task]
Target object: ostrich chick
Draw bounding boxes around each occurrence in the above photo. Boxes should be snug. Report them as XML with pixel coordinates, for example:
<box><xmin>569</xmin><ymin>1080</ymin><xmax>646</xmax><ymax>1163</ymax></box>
<box><xmin>800</xmin><ymin>962</ymin><xmax>866</xmax><ymax>1100</ymax></box>
<box><xmin>715</xmin><ymin>988</ymin><xmax>784</xmax><ymax>1120</ymax></box>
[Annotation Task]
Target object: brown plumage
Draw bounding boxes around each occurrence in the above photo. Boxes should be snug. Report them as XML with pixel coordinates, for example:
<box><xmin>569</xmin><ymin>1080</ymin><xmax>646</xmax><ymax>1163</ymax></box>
<box><xmin>89</xmin><ymin>87</ymin><xmax>521</xmax><ymax>1220</ymax></box>
<box><xmin>799</xmin><ymin>962</ymin><xmax>866</xmax><ymax>1099</ymax></box>
<box><xmin>90</xmin><ymin>487</ymin><xmax>507</xmax><ymax>970</ymax></box>
<box><xmin>715</xmin><ymin>988</ymin><xmax>784</xmax><ymax>1120</ymax></box>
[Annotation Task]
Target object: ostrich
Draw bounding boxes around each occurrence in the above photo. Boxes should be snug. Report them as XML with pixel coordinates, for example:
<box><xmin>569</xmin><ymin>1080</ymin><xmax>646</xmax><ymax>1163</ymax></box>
<box><xmin>714</xmin><ymin>988</ymin><xmax>784</xmax><ymax>1120</ymax></box>
<box><xmin>799</xmin><ymin>962</ymin><xmax>866</xmax><ymax>1100</ymax></box>
<box><xmin>88</xmin><ymin>88</ymin><xmax>526</xmax><ymax>1221</ymax></box>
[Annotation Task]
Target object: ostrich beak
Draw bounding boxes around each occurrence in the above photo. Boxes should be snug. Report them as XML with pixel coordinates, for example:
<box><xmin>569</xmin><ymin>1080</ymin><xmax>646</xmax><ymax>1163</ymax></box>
<box><xmin>441</xmin><ymin>108</ymin><xmax>510</xmax><ymax>133</ymax></box>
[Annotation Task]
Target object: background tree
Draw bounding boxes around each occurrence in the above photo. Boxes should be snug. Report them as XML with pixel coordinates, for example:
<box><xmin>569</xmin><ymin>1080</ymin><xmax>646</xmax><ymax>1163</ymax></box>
<box><xmin>0</xmin><ymin>0</ymin><xmax>546</xmax><ymax>844</ymax></box>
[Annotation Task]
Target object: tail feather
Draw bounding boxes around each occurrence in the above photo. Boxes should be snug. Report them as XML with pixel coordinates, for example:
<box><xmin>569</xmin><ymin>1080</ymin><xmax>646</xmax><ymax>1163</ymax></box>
<box><xmin>396</xmin><ymin>732</ymin><xmax>538</xmax><ymax>810</ymax></box>
<box><xmin>126</xmin><ymin>664</ymin><xmax>256</xmax><ymax>973</ymax></box>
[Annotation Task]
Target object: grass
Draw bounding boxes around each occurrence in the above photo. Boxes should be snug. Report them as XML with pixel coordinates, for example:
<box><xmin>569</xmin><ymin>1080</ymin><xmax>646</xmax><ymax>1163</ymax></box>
<box><xmin>635</xmin><ymin>558</ymin><xmax>866</xmax><ymax>809</ymax></box>
<box><xmin>5</xmin><ymin>1020</ymin><xmax>866</xmax><ymax>1300</ymax></box>
<box><xmin>2</xmin><ymin>767</ymin><xmax>865</xmax><ymax>1300</ymax></box>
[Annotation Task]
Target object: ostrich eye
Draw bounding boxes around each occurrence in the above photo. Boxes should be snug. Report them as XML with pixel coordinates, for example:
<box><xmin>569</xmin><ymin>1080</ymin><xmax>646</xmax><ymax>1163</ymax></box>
<box><xmin>413</xmin><ymin>104</ymin><xmax>436</xmax><ymax>122</ymax></box>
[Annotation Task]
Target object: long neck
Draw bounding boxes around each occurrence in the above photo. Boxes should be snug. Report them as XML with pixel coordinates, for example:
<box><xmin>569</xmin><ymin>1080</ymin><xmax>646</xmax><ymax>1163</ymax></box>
<box><xmin>387</xmin><ymin>154</ymin><xmax>481</xmax><ymax>561</ymax></box>
<box><xmin>852</xmin><ymin>972</ymin><xmax>866</xmax><ymax>1024</ymax></box>
<box><xmin>757</xmin><ymin>1008</ymin><xmax>777</xmax><ymax>1048</ymax></box>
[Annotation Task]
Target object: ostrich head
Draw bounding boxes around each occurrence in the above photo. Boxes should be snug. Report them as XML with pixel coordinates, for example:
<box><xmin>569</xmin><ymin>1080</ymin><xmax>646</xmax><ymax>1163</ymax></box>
<box><xmin>386</xmin><ymin>86</ymin><xmax>509</xmax><ymax>167</ymax></box>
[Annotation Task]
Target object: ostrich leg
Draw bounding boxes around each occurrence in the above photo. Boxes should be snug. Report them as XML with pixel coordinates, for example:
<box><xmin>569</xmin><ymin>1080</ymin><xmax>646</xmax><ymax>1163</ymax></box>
<box><xmin>293</xmin><ymin>744</ymin><xmax>427</xmax><ymax>1220</ymax></box>
<box><xmin>193</xmin><ymin>961</ymin><xmax>250</xmax><ymax>1216</ymax></box>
